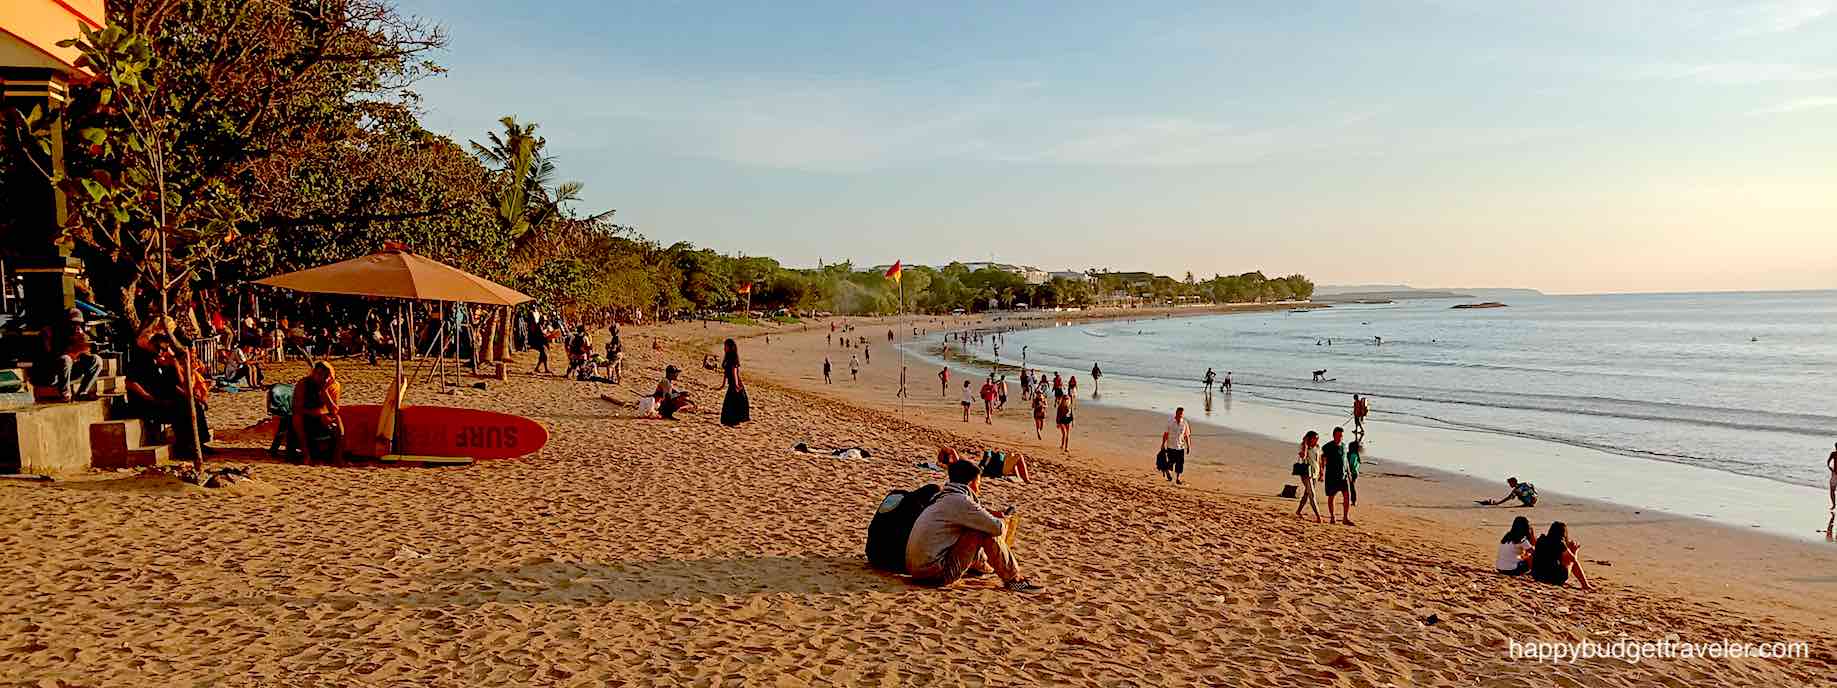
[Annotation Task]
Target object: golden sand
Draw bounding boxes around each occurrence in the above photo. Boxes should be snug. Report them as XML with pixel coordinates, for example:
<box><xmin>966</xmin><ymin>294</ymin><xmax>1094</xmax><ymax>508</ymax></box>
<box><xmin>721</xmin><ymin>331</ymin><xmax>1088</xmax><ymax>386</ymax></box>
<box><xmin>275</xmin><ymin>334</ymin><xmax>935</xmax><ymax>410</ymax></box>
<box><xmin>1</xmin><ymin>315</ymin><xmax>1832</xmax><ymax>686</ymax></box>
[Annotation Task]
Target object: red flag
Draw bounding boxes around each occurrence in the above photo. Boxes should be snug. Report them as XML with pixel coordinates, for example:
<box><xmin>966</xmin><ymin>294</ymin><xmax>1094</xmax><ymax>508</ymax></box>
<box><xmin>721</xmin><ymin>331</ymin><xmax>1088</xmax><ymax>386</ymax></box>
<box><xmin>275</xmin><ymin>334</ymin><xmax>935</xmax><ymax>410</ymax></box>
<box><xmin>737</xmin><ymin>281</ymin><xmax>752</xmax><ymax>295</ymax></box>
<box><xmin>884</xmin><ymin>260</ymin><xmax>902</xmax><ymax>282</ymax></box>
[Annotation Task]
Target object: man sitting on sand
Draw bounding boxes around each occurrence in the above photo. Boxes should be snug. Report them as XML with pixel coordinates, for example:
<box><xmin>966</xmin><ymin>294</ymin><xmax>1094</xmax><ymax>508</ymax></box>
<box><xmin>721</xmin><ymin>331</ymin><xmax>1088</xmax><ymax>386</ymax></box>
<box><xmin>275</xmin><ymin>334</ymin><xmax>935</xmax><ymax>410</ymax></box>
<box><xmin>905</xmin><ymin>460</ymin><xmax>1043</xmax><ymax>593</ymax></box>
<box><xmin>290</xmin><ymin>361</ymin><xmax>345</xmax><ymax>464</ymax></box>
<box><xmin>651</xmin><ymin>366</ymin><xmax>695</xmax><ymax>419</ymax></box>
<box><xmin>31</xmin><ymin>308</ymin><xmax>101</xmax><ymax>402</ymax></box>
<box><xmin>1483</xmin><ymin>477</ymin><xmax>1537</xmax><ymax>507</ymax></box>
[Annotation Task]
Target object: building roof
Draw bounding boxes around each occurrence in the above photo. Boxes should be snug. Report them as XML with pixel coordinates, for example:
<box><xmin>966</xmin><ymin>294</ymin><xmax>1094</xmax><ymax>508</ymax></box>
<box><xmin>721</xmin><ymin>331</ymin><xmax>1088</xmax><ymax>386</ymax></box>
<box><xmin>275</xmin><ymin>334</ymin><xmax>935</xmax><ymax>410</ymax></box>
<box><xmin>1</xmin><ymin>1</ymin><xmax>105</xmax><ymax>72</ymax></box>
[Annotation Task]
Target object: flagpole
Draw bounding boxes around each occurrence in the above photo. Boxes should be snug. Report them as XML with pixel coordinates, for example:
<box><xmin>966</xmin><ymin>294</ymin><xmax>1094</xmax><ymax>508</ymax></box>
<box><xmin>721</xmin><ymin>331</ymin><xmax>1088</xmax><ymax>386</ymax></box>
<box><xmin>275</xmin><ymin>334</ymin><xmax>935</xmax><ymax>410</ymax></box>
<box><xmin>898</xmin><ymin>272</ymin><xmax>906</xmax><ymax>411</ymax></box>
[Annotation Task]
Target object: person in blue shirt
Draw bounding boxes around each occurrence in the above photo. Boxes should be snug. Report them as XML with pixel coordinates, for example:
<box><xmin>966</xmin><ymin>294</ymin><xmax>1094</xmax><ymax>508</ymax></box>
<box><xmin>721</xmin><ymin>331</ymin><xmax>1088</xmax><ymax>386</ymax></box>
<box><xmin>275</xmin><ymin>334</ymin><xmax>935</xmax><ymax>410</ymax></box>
<box><xmin>1484</xmin><ymin>477</ymin><xmax>1537</xmax><ymax>507</ymax></box>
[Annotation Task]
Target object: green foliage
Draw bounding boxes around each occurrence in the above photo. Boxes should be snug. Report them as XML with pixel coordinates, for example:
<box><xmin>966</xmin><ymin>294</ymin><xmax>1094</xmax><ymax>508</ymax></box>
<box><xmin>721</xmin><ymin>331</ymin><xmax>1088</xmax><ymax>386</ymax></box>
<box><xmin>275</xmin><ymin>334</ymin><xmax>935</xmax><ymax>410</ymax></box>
<box><xmin>6</xmin><ymin>0</ymin><xmax>1313</xmax><ymax>331</ymax></box>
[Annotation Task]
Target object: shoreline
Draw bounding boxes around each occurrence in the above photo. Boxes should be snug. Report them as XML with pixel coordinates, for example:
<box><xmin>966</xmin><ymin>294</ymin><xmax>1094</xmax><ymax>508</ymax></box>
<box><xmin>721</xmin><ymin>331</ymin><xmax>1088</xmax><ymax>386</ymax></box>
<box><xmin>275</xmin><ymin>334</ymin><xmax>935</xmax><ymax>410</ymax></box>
<box><xmin>731</xmin><ymin>313</ymin><xmax>1837</xmax><ymax>632</ymax></box>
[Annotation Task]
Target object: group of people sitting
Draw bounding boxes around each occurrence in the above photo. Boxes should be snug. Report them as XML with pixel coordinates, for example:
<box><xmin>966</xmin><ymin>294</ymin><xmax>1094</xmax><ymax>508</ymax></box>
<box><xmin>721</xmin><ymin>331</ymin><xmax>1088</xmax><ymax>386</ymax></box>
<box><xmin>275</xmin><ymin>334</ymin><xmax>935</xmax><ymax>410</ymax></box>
<box><xmin>1494</xmin><ymin>516</ymin><xmax>1592</xmax><ymax>590</ymax></box>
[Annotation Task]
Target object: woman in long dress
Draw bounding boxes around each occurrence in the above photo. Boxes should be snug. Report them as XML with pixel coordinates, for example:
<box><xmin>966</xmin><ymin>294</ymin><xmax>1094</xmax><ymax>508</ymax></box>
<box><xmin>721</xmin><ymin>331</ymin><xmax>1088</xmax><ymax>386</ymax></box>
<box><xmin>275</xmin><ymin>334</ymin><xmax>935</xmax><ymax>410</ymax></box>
<box><xmin>717</xmin><ymin>338</ymin><xmax>750</xmax><ymax>427</ymax></box>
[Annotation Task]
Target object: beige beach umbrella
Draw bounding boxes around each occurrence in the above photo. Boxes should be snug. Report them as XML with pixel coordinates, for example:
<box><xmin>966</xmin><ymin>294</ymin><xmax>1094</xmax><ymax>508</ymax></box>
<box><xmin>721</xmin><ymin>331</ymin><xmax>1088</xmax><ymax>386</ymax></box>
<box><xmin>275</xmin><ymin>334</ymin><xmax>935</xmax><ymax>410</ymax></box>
<box><xmin>254</xmin><ymin>246</ymin><xmax>533</xmax><ymax>455</ymax></box>
<box><xmin>253</xmin><ymin>247</ymin><xmax>533</xmax><ymax>306</ymax></box>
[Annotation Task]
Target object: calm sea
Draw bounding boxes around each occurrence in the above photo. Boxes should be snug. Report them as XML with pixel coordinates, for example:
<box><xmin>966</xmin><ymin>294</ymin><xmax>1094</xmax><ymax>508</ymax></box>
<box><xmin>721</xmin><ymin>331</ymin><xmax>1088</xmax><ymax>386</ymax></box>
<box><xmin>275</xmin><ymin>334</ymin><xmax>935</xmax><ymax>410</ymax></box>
<box><xmin>991</xmin><ymin>290</ymin><xmax>1837</xmax><ymax>491</ymax></box>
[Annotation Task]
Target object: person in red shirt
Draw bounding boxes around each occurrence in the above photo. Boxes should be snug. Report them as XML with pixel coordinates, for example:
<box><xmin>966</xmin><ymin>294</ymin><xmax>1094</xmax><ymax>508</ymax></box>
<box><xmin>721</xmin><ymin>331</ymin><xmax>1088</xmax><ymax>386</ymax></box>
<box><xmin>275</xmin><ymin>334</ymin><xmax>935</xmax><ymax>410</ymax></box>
<box><xmin>980</xmin><ymin>377</ymin><xmax>997</xmax><ymax>424</ymax></box>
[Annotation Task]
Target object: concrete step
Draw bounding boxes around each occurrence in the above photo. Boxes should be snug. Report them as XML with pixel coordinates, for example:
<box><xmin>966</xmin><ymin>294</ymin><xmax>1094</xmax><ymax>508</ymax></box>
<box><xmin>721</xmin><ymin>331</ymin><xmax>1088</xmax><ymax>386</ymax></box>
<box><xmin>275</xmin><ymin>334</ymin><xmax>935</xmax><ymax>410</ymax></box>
<box><xmin>129</xmin><ymin>446</ymin><xmax>170</xmax><ymax>465</ymax></box>
<box><xmin>2</xmin><ymin>397</ymin><xmax>110</xmax><ymax>475</ymax></box>
<box><xmin>90</xmin><ymin>419</ymin><xmax>170</xmax><ymax>470</ymax></box>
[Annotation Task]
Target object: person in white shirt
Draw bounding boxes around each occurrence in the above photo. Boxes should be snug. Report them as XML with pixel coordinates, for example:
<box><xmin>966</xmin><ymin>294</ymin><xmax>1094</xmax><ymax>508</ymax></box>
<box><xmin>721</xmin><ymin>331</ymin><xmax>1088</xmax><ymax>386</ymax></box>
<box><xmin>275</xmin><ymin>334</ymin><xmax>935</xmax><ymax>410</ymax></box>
<box><xmin>1495</xmin><ymin>516</ymin><xmax>1535</xmax><ymax>576</ymax></box>
<box><xmin>1160</xmin><ymin>407</ymin><xmax>1192</xmax><ymax>485</ymax></box>
<box><xmin>960</xmin><ymin>380</ymin><xmax>974</xmax><ymax>422</ymax></box>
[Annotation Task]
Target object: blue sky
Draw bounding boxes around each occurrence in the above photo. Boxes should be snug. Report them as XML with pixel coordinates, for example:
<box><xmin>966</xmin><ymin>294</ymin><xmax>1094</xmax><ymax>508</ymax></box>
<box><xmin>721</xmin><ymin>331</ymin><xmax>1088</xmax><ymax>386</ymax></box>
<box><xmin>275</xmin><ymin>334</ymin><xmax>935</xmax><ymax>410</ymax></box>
<box><xmin>397</xmin><ymin>0</ymin><xmax>1837</xmax><ymax>293</ymax></box>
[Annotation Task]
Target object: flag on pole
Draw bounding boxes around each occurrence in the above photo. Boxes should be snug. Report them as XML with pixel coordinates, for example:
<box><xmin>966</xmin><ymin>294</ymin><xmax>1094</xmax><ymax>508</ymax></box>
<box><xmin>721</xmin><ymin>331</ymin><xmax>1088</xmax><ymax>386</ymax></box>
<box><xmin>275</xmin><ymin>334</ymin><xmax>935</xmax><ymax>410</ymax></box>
<box><xmin>737</xmin><ymin>281</ymin><xmax>752</xmax><ymax>295</ymax></box>
<box><xmin>884</xmin><ymin>260</ymin><xmax>902</xmax><ymax>282</ymax></box>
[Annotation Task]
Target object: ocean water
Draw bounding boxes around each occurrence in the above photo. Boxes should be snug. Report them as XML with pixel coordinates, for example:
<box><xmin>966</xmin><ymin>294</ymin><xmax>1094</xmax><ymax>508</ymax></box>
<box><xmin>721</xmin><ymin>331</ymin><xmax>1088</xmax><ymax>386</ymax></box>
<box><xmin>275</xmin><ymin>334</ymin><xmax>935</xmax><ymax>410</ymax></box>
<box><xmin>930</xmin><ymin>291</ymin><xmax>1837</xmax><ymax>537</ymax></box>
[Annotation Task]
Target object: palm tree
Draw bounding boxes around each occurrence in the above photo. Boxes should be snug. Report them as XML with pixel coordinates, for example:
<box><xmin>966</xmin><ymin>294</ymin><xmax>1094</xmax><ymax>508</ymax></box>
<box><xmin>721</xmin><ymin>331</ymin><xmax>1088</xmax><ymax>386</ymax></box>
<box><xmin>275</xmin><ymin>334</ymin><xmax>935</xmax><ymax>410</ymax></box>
<box><xmin>469</xmin><ymin>116</ymin><xmax>588</xmax><ymax>260</ymax></box>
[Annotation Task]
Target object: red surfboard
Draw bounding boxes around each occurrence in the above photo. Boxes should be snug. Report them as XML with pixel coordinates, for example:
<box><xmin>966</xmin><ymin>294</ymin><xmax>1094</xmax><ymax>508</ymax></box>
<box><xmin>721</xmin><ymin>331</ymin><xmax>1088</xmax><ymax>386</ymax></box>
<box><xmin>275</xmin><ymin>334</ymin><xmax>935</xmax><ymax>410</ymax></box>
<box><xmin>339</xmin><ymin>405</ymin><xmax>548</xmax><ymax>460</ymax></box>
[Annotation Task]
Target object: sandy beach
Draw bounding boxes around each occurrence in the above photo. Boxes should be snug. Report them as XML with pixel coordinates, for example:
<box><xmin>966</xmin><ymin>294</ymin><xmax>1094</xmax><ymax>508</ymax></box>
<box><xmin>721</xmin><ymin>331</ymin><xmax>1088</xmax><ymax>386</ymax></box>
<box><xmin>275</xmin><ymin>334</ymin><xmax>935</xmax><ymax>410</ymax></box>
<box><xmin>2</xmin><ymin>314</ymin><xmax>1834</xmax><ymax>686</ymax></box>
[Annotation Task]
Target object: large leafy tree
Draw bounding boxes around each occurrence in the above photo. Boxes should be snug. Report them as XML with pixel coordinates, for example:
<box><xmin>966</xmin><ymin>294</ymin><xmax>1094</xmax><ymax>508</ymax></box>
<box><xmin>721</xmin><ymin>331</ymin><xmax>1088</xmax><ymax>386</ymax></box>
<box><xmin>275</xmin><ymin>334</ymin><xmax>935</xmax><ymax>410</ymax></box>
<box><xmin>12</xmin><ymin>0</ymin><xmax>445</xmax><ymax>333</ymax></box>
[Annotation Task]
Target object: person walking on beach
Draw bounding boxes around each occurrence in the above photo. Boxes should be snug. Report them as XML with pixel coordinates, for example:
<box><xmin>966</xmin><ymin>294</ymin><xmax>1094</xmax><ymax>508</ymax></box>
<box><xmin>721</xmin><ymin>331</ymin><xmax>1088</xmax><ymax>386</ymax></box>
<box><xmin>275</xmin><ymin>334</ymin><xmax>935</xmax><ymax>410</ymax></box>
<box><xmin>1067</xmin><ymin>375</ymin><xmax>1079</xmax><ymax>400</ymax></box>
<box><xmin>850</xmin><ymin>355</ymin><xmax>860</xmax><ymax>382</ymax></box>
<box><xmin>1322</xmin><ymin>427</ymin><xmax>1352</xmax><ymax>525</ymax></box>
<box><xmin>1052</xmin><ymin>372</ymin><xmax>1064</xmax><ymax>400</ymax></box>
<box><xmin>1346</xmin><ymin>439</ymin><xmax>1363</xmax><ymax>507</ymax></box>
<box><xmin>960</xmin><ymin>380</ymin><xmax>975</xmax><ymax>422</ymax></box>
<box><xmin>1295</xmin><ymin>431</ymin><xmax>1323</xmax><ymax>522</ymax></box>
<box><xmin>997</xmin><ymin>376</ymin><xmax>1009</xmax><ymax>410</ymax></box>
<box><xmin>1352</xmin><ymin>395</ymin><xmax>1370</xmax><ymax>436</ymax></box>
<box><xmin>823</xmin><ymin>357</ymin><xmax>832</xmax><ymax>384</ymax></box>
<box><xmin>940</xmin><ymin>367</ymin><xmax>950</xmax><ymax>396</ymax></box>
<box><xmin>1055</xmin><ymin>393</ymin><xmax>1075</xmax><ymax>452</ymax></box>
<box><xmin>980</xmin><ymin>376</ymin><xmax>997</xmax><ymax>424</ymax></box>
<box><xmin>1204</xmin><ymin>367</ymin><xmax>1216</xmax><ymax>390</ymax></box>
<box><xmin>715</xmin><ymin>339</ymin><xmax>751</xmax><ymax>427</ymax></box>
<box><xmin>898</xmin><ymin>365</ymin><xmax>909</xmax><ymax>398</ymax></box>
<box><xmin>530</xmin><ymin>317</ymin><xmax>553</xmax><ymax>375</ymax></box>
<box><xmin>1031</xmin><ymin>390</ymin><xmax>1048</xmax><ymax>440</ymax></box>
<box><xmin>1090</xmin><ymin>363</ymin><xmax>1102</xmax><ymax>392</ymax></box>
<box><xmin>1222</xmin><ymin>371</ymin><xmax>1232</xmax><ymax>392</ymax></box>
<box><xmin>1020</xmin><ymin>368</ymin><xmax>1034</xmax><ymax>401</ymax></box>
<box><xmin>1826</xmin><ymin>442</ymin><xmax>1836</xmax><ymax>509</ymax></box>
<box><xmin>864</xmin><ymin>344</ymin><xmax>871</xmax><ymax>365</ymax></box>
<box><xmin>1160</xmin><ymin>407</ymin><xmax>1192</xmax><ymax>485</ymax></box>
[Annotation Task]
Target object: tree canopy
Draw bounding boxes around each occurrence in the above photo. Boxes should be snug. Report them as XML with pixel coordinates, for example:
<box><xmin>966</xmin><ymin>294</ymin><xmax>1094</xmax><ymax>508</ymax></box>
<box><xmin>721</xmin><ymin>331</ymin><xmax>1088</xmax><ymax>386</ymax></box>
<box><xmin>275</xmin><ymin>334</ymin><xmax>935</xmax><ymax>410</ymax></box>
<box><xmin>3</xmin><ymin>0</ymin><xmax>1313</xmax><ymax>332</ymax></box>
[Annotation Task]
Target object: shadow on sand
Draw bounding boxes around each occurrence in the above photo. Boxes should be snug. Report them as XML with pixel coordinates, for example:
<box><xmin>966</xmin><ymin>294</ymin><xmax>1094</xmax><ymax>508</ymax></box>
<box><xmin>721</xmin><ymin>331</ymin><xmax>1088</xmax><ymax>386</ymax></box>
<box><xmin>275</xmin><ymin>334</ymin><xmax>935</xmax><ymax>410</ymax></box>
<box><xmin>123</xmin><ymin>555</ymin><xmax>910</xmax><ymax>611</ymax></box>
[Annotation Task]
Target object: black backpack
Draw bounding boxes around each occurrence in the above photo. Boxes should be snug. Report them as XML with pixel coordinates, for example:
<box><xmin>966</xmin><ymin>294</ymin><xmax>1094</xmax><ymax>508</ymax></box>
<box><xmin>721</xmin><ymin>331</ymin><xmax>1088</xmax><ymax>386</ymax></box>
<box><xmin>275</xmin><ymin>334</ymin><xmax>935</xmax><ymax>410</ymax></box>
<box><xmin>866</xmin><ymin>483</ymin><xmax>942</xmax><ymax>573</ymax></box>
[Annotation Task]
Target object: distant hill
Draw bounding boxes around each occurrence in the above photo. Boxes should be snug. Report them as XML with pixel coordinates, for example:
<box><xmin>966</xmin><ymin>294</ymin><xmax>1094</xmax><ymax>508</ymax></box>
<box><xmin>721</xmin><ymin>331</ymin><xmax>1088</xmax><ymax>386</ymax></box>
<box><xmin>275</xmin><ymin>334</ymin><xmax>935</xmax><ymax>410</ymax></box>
<box><xmin>1316</xmin><ymin>284</ymin><xmax>1543</xmax><ymax>302</ymax></box>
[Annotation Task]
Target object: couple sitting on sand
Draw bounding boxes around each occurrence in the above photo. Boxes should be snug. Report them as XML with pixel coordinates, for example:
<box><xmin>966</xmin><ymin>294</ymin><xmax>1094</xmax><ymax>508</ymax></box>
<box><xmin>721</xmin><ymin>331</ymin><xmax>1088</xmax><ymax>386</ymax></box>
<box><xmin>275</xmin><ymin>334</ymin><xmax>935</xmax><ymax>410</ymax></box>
<box><xmin>906</xmin><ymin>458</ymin><xmax>1044</xmax><ymax>593</ymax></box>
<box><xmin>922</xmin><ymin>447</ymin><xmax>1033</xmax><ymax>483</ymax></box>
<box><xmin>1495</xmin><ymin>516</ymin><xmax>1592</xmax><ymax>591</ymax></box>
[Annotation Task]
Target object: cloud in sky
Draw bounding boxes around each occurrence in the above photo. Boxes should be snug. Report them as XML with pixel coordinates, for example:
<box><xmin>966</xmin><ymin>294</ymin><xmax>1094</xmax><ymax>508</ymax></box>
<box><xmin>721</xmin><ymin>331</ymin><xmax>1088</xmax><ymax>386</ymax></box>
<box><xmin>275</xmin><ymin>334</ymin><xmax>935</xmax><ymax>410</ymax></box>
<box><xmin>1622</xmin><ymin>61</ymin><xmax>1837</xmax><ymax>84</ymax></box>
<box><xmin>1748</xmin><ymin>95</ymin><xmax>1837</xmax><ymax>113</ymax></box>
